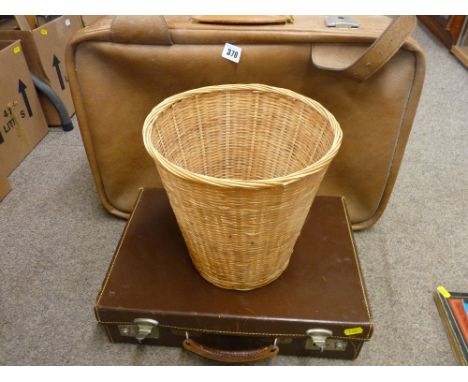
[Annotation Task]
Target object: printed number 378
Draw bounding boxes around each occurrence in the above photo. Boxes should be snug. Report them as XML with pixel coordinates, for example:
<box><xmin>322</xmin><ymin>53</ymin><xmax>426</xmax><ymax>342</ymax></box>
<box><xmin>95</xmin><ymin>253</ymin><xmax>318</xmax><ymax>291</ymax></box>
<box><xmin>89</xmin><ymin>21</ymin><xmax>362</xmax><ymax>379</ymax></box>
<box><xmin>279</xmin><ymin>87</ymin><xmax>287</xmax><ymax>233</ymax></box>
<box><xmin>226</xmin><ymin>48</ymin><xmax>239</xmax><ymax>59</ymax></box>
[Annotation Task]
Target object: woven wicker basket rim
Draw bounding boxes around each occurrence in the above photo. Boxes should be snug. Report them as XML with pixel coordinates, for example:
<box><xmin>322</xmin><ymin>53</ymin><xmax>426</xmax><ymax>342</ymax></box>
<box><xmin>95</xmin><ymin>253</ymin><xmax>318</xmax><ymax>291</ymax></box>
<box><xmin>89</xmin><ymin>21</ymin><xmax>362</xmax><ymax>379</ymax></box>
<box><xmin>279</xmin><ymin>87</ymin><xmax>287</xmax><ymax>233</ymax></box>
<box><xmin>143</xmin><ymin>84</ymin><xmax>342</xmax><ymax>189</ymax></box>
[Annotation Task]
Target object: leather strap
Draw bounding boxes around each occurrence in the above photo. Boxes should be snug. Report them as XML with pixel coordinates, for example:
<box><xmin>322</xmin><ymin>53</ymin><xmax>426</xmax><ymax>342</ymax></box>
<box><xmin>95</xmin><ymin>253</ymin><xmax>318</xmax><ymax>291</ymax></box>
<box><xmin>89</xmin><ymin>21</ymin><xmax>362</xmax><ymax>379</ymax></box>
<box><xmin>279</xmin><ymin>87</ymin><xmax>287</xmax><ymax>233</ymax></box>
<box><xmin>323</xmin><ymin>16</ymin><xmax>417</xmax><ymax>81</ymax></box>
<box><xmin>191</xmin><ymin>15</ymin><xmax>294</xmax><ymax>25</ymax></box>
<box><xmin>111</xmin><ymin>15</ymin><xmax>172</xmax><ymax>45</ymax></box>
<box><xmin>183</xmin><ymin>338</ymin><xmax>279</xmax><ymax>363</ymax></box>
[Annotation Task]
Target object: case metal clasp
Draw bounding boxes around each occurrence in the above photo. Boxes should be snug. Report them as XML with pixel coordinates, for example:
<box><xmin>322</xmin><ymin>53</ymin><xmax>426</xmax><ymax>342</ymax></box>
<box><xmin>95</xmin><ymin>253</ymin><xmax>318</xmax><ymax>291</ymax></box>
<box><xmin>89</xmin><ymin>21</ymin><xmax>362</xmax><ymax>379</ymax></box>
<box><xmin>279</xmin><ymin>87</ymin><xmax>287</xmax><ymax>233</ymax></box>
<box><xmin>306</xmin><ymin>328</ymin><xmax>333</xmax><ymax>352</ymax></box>
<box><xmin>305</xmin><ymin>328</ymin><xmax>348</xmax><ymax>352</ymax></box>
<box><xmin>118</xmin><ymin>318</ymin><xmax>160</xmax><ymax>343</ymax></box>
<box><xmin>325</xmin><ymin>16</ymin><xmax>359</xmax><ymax>28</ymax></box>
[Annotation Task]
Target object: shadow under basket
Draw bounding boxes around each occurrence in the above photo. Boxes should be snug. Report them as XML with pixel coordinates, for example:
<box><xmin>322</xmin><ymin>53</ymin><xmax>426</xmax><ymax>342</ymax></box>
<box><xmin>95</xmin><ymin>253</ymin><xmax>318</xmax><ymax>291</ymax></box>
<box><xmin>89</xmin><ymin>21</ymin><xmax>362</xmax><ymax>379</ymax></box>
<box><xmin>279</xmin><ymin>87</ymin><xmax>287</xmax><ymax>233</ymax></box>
<box><xmin>143</xmin><ymin>83</ymin><xmax>342</xmax><ymax>290</ymax></box>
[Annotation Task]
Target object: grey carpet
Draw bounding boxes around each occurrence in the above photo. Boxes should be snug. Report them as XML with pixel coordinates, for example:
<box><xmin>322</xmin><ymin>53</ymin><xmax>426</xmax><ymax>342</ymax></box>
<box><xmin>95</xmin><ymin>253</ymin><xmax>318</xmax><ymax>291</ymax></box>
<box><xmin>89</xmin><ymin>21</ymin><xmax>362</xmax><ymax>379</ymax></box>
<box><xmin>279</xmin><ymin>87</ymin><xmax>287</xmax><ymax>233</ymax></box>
<box><xmin>0</xmin><ymin>24</ymin><xmax>467</xmax><ymax>365</ymax></box>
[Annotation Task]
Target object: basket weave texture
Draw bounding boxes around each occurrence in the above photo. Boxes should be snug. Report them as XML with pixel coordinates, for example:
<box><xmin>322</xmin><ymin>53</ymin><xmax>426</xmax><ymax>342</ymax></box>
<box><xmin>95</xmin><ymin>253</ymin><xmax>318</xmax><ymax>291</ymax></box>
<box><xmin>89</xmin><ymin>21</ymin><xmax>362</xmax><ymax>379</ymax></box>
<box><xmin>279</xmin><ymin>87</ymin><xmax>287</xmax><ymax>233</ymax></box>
<box><xmin>143</xmin><ymin>84</ymin><xmax>342</xmax><ymax>290</ymax></box>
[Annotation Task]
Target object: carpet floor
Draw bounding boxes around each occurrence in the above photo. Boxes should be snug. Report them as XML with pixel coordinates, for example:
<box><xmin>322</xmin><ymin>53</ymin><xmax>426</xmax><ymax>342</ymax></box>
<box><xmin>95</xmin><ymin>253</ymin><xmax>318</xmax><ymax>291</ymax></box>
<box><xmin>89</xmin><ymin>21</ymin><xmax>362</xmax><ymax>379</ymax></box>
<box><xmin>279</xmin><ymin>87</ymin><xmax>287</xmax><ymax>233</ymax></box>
<box><xmin>0</xmin><ymin>23</ymin><xmax>467</xmax><ymax>365</ymax></box>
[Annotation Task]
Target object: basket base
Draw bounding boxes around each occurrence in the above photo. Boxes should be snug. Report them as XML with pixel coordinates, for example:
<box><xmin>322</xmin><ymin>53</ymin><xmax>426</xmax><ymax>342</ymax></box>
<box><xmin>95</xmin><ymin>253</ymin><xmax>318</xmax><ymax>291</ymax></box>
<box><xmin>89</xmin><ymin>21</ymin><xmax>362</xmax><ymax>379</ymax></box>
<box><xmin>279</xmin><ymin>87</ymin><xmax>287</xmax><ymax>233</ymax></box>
<box><xmin>193</xmin><ymin>258</ymin><xmax>292</xmax><ymax>291</ymax></box>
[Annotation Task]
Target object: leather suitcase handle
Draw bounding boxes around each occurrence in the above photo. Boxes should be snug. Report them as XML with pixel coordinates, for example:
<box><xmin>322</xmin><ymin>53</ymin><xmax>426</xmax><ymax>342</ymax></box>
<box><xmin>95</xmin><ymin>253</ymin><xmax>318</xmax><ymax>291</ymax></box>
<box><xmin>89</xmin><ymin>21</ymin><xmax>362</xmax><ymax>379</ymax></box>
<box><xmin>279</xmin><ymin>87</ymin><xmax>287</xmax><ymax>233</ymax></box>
<box><xmin>191</xmin><ymin>15</ymin><xmax>294</xmax><ymax>25</ymax></box>
<box><xmin>336</xmin><ymin>16</ymin><xmax>417</xmax><ymax>81</ymax></box>
<box><xmin>183</xmin><ymin>338</ymin><xmax>279</xmax><ymax>363</ymax></box>
<box><xmin>111</xmin><ymin>15</ymin><xmax>172</xmax><ymax>45</ymax></box>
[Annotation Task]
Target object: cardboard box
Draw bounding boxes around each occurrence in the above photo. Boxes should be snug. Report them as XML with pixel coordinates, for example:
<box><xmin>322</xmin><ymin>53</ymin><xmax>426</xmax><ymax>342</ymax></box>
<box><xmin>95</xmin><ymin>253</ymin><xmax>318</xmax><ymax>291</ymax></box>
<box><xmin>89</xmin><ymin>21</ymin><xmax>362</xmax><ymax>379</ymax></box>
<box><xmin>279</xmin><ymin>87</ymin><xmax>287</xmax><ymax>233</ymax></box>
<box><xmin>0</xmin><ymin>173</ymin><xmax>11</xmax><ymax>201</ymax></box>
<box><xmin>0</xmin><ymin>16</ymin><xmax>82</xmax><ymax>126</ymax></box>
<box><xmin>0</xmin><ymin>40</ymin><xmax>48</xmax><ymax>175</ymax></box>
<box><xmin>0</xmin><ymin>158</ymin><xmax>11</xmax><ymax>201</ymax></box>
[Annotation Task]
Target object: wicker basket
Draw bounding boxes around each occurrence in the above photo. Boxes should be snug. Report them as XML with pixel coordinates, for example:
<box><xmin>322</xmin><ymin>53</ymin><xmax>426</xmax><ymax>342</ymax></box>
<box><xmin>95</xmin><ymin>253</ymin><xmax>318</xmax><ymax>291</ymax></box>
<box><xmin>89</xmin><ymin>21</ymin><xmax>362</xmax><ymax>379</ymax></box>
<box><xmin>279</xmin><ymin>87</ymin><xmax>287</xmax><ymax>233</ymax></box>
<box><xmin>143</xmin><ymin>84</ymin><xmax>342</xmax><ymax>290</ymax></box>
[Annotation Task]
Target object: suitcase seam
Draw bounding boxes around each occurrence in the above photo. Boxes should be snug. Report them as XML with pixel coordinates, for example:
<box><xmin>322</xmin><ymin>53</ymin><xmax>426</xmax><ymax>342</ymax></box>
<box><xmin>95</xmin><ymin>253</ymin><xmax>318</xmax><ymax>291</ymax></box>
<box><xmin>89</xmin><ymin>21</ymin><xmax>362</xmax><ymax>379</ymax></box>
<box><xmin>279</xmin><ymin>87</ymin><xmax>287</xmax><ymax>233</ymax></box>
<box><xmin>342</xmin><ymin>197</ymin><xmax>374</xmax><ymax>340</ymax></box>
<box><xmin>94</xmin><ymin>321</ymin><xmax>371</xmax><ymax>341</ymax></box>
<box><xmin>95</xmin><ymin>188</ymin><xmax>145</xmax><ymax>310</ymax></box>
<box><xmin>352</xmin><ymin>340</ymin><xmax>364</xmax><ymax>359</ymax></box>
<box><xmin>353</xmin><ymin>48</ymin><xmax>419</xmax><ymax>230</ymax></box>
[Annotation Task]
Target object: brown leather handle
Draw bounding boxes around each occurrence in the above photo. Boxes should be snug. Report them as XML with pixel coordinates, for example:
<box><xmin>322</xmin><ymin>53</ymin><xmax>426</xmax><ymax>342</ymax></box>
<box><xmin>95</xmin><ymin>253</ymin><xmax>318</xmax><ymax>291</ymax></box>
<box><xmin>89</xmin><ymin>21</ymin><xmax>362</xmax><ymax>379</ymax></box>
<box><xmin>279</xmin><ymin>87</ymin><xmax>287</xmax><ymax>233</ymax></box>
<box><xmin>314</xmin><ymin>16</ymin><xmax>417</xmax><ymax>81</ymax></box>
<box><xmin>110</xmin><ymin>15</ymin><xmax>292</xmax><ymax>44</ymax></box>
<box><xmin>183</xmin><ymin>338</ymin><xmax>279</xmax><ymax>363</ymax></box>
<box><xmin>191</xmin><ymin>15</ymin><xmax>294</xmax><ymax>25</ymax></box>
<box><xmin>111</xmin><ymin>16</ymin><xmax>172</xmax><ymax>45</ymax></box>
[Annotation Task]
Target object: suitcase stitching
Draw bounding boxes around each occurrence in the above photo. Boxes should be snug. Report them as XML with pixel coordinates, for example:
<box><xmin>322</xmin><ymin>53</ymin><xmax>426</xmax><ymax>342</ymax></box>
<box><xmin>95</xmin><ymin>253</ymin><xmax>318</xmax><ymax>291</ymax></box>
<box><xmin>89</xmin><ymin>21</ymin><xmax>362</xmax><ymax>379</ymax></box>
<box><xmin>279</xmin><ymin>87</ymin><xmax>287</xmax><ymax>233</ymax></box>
<box><xmin>95</xmin><ymin>188</ymin><xmax>145</xmax><ymax>312</ymax></box>
<box><xmin>342</xmin><ymin>197</ymin><xmax>374</xmax><ymax>340</ymax></box>
<box><xmin>96</xmin><ymin>321</ymin><xmax>371</xmax><ymax>341</ymax></box>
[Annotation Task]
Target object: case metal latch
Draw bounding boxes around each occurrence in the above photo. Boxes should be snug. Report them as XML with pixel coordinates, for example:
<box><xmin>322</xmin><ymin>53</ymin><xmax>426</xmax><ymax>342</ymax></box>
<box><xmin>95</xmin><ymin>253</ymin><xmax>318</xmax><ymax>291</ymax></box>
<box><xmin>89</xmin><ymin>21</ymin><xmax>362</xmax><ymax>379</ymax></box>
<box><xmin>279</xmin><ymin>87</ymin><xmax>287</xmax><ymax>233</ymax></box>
<box><xmin>325</xmin><ymin>16</ymin><xmax>359</xmax><ymax>28</ymax></box>
<box><xmin>306</xmin><ymin>328</ymin><xmax>333</xmax><ymax>352</ymax></box>
<box><xmin>118</xmin><ymin>318</ymin><xmax>160</xmax><ymax>343</ymax></box>
<box><xmin>305</xmin><ymin>328</ymin><xmax>348</xmax><ymax>352</ymax></box>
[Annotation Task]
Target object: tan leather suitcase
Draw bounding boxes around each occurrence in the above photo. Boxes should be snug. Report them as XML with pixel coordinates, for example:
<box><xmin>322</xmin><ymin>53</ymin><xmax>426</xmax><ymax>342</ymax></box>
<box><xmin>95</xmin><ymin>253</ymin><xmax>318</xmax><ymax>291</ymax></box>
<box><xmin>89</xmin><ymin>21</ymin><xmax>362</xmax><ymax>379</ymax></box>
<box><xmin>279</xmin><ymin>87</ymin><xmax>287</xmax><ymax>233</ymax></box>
<box><xmin>95</xmin><ymin>188</ymin><xmax>373</xmax><ymax>363</ymax></box>
<box><xmin>67</xmin><ymin>15</ymin><xmax>425</xmax><ymax>230</ymax></box>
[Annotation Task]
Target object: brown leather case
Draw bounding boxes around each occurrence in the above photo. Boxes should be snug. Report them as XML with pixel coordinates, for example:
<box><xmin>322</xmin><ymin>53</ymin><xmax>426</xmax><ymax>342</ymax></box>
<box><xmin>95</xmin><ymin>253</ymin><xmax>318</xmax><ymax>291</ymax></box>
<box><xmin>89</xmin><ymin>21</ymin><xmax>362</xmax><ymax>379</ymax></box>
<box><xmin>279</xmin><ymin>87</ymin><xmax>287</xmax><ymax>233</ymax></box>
<box><xmin>67</xmin><ymin>15</ymin><xmax>425</xmax><ymax>230</ymax></box>
<box><xmin>95</xmin><ymin>188</ymin><xmax>373</xmax><ymax>363</ymax></box>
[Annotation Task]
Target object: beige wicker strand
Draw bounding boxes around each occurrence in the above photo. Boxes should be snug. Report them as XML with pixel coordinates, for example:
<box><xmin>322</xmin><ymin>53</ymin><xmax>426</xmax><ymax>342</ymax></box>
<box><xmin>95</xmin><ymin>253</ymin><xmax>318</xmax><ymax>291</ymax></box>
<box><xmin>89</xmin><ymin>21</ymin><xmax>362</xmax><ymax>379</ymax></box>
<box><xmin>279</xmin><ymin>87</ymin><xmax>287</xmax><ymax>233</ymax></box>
<box><xmin>270</xmin><ymin>95</ymin><xmax>293</xmax><ymax>178</ymax></box>
<box><xmin>194</xmin><ymin>95</ymin><xmax>208</xmax><ymax>175</ymax></box>
<box><xmin>285</xmin><ymin>102</ymin><xmax>306</xmax><ymax>173</ymax></box>
<box><xmin>143</xmin><ymin>84</ymin><xmax>342</xmax><ymax>290</ymax></box>
<box><xmin>308</xmin><ymin>116</ymin><xmax>328</xmax><ymax>164</ymax></box>
<box><xmin>170</xmin><ymin>106</ymin><xmax>188</xmax><ymax>169</ymax></box>
<box><xmin>246</xmin><ymin>92</ymin><xmax>260</xmax><ymax>178</ymax></box>
<box><xmin>225</xmin><ymin>91</ymin><xmax>231</xmax><ymax>178</ymax></box>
